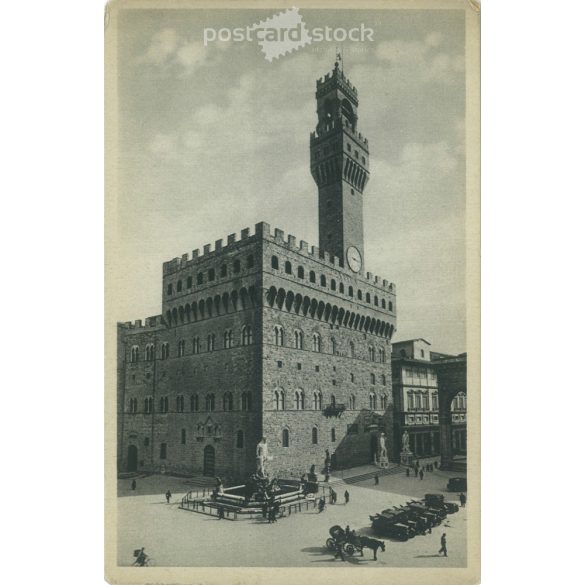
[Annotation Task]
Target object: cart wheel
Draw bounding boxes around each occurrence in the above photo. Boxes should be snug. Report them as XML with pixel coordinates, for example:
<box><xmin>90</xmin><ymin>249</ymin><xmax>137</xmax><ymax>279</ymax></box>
<box><xmin>326</xmin><ymin>538</ymin><xmax>336</xmax><ymax>550</ymax></box>
<box><xmin>344</xmin><ymin>543</ymin><xmax>355</xmax><ymax>556</ymax></box>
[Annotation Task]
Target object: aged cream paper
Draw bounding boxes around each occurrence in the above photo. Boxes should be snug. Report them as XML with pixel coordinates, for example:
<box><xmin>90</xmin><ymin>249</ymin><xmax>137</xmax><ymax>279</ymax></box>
<box><xmin>105</xmin><ymin>0</ymin><xmax>480</xmax><ymax>583</ymax></box>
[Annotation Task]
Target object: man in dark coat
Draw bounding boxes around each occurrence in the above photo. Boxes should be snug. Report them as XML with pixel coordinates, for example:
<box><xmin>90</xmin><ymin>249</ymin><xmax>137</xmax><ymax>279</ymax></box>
<box><xmin>419</xmin><ymin>469</ymin><xmax>424</xmax><ymax>480</ymax></box>
<box><xmin>165</xmin><ymin>490</ymin><xmax>172</xmax><ymax>503</ymax></box>
<box><xmin>344</xmin><ymin>490</ymin><xmax>350</xmax><ymax>504</ymax></box>
<box><xmin>439</xmin><ymin>533</ymin><xmax>448</xmax><ymax>557</ymax></box>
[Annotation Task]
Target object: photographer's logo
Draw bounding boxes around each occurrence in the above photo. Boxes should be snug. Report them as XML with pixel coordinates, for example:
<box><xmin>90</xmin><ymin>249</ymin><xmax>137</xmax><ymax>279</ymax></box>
<box><xmin>203</xmin><ymin>7</ymin><xmax>374</xmax><ymax>62</ymax></box>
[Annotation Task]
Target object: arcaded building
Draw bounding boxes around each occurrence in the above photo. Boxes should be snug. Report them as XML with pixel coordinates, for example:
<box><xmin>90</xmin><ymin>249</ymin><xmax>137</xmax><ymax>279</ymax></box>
<box><xmin>117</xmin><ymin>63</ymin><xmax>397</xmax><ymax>480</ymax></box>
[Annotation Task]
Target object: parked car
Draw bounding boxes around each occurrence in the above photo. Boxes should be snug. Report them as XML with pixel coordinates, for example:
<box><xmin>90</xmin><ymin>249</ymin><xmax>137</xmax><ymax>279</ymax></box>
<box><xmin>447</xmin><ymin>477</ymin><xmax>467</xmax><ymax>492</ymax></box>
<box><xmin>370</xmin><ymin>513</ymin><xmax>414</xmax><ymax>541</ymax></box>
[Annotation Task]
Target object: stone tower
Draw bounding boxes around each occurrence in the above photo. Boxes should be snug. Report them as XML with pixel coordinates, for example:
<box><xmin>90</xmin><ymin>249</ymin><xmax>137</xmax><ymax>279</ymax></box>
<box><xmin>310</xmin><ymin>61</ymin><xmax>370</xmax><ymax>273</ymax></box>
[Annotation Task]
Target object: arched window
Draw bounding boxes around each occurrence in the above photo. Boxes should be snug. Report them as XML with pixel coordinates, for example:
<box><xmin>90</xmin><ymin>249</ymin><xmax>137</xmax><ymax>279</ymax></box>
<box><xmin>178</xmin><ymin>340</ymin><xmax>185</xmax><ymax>357</ymax></box>
<box><xmin>368</xmin><ymin>346</ymin><xmax>375</xmax><ymax>361</ymax></box>
<box><xmin>205</xmin><ymin>393</ymin><xmax>215</xmax><ymax>411</ymax></box>
<box><xmin>294</xmin><ymin>330</ymin><xmax>303</xmax><ymax>349</ymax></box>
<box><xmin>274</xmin><ymin>325</ymin><xmax>284</xmax><ymax>346</ymax></box>
<box><xmin>331</xmin><ymin>279</ymin><xmax>336</xmax><ymax>291</ymax></box>
<box><xmin>236</xmin><ymin>430</ymin><xmax>244</xmax><ymax>449</ymax></box>
<box><xmin>223</xmin><ymin>392</ymin><xmax>233</xmax><ymax>411</ymax></box>
<box><xmin>224</xmin><ymin>329</ymin><xmax>233</xmax><ymax>349</ymax></box>
<box><xmin>379</xmin><ymin>348</ymin><xmax>386</xmax><ymax>363</ymax></box>
<box><xmin>176</xmin><ymin>395</ymin><xmax>184</xmax><ymax>412</ymax></box>
<box><xmin>274</xmin><ymin>388</ymin><xmax>285</xmax><ymax>410</ymax></box>
<box><xmin>349</xmin><ymin>286</ymin><xmax>354</xmax><ymax>297</ymax></box>
<box><xmin>167</xmin><ymin>283</ymin><xmax>173</xmax><ymax>296</ymax></box>
<box><xmin>320</xmin><ymin>274</ymin><xmax>327</xmax><ymax>287</ymax></box>
<box><xmin>331</xmin><ymin>338</ymin><xmax>337</xmax><ymax>355</ymax></box>
<box><xmin>192</xmin><ymin>337</ymin><xmax>200</xmax><ymax>354</ymax></box>
<box><xmin>369</xmin><ymin>392</ymin><xmax>377</xmax><ymax>410</ymax></box>
<box><xmin>371</xmin><ymin>373</ymin><xmax>376</xmax><ymax>385</ymax></box>
<box><xmin>339</xmin><ymin>282</ymin><xmax>345</xmax><ymax>294</ymax></box>
<box><xmin>350</xmin><ymin>373</ymin><xmax>355</xmax><ymax>383</ymax></box>
<box><xmin>190</xmin><ymin>394</ymin><xmax>198</xmax><ymax>412</ymax></box>
<box><xmin>177</xmin><ymin>280</ymin><xmax>182</xmax><ymax>292</ymax></box>
<box><xmin>282</xmin><ymin>428</ymin><xmax>290</xmax><ymax>448</ymax></box>
<box><xmin>241</xmin><ymin>391</ymin><xmax>252</xmax><ymax>411</ymax></box>
<box><xmin>242</xmin><ymin>325</ymin><xmax>252</xmax><ymax>346</ymax></box>
<box><xmin>381</xmin><ymin>299</ymin><xmax>386</xmax><ymax>309</ymax></box>
<box><xmin>247</xmin><ymin>255</ymin><xmax>254</xmax><ymax>268</ymax></box>
<box><xmin>207</xmin><ymin>334</ymin><xmax>216</xmax><ymax>352</ymax></box>
<box><xmin>349</xmin><ymin>394</ymin><xmax>356</xmax><ymax>410</ymax></box>
<box><xmin>197</xmin><ymin>272</ymin><xmax>203</xmax><ymax>285</ymax></box>
<box><xmin>309</xmin><ymin>271</ymin><xmax>316</xmax><ymax>283</ymax></box>
<box><xmin>159</xmin><ymin>396</ymin><xmax>169</xmax><ymax>413</ymax></box>
<box><xmin>331</xmin><ymin>428</ymin><xmax>336</xmax><ymax>442</ymax></box>
<box><xmin>298</xmin><ymin>266</ymin><xmax>305</xmax><ymax>279</ymax></box>
<box><xmin>388</xmin><ymin>300</ymin><xmax>393</xmax><ymax>312</ymax></box>
<box><xmin>357</xmin><ymin>290</ymin><xmax>363</xmax><ymax>300</ymax></box>
<box><xmin>285</xmin><ymin>261</ymin><xmax>292</xmax><ymax>275</ymax></box>
<box><xmin>432</xmin><ymin>392</ymin><xmax>439</xmax><ymax>410</ymax></box>
<box><xmin>312</xmin><ymin>427</ymin><xmax>318</xmax><ymax>444</ymax></box>
<box><xmin>313</xmin><ymin>391</ymin><xmax>322</xmax><ymax>410</ymax></box>
<box><xmin>161</xmin><ymin>343</ymin><xmax>169</xmax><ymax>360</ymax></box>
<box><xmin>366</xmin><ymin>292</ymin><xmax>371</xmax><ymax>303</ymax></box>
<box><xmin>312</xmin><ymin>333</ymin><xmax>322</xmax><ymax>352</ymax></box>
<box><xmin>422</xmin><ymin>392</ymin><xmax>429</xmax><ymax>410</ymax></box>
<box><xmin>144</xmin><ymin>397</ymin><xmax>153</xmax><ymax>413</ymax></box>
<box><xmin>130</xmin><ymin>346</ymin><xmax>139</xmax><ymax>363</ymax></box>
<box><xmin>187</xmin><ymin>276</ymin><xmax>193</xmax><ymax>288</ymax></box>
<box><xmin>271</xmin><ymin>256</ymin><xmax>279</xmax><ymax>270</ymax></box>
<box><xmin>382</xmin><ymin>374</ymin><xmax>387</xmax><ymax>386</ymax></box>
<box><xmin>295</xmin><ymin>390</ymin><xmax>305</xmax><ymax>410</ymax></box>
<box><xmin>349</xmin><ymin>341</ymin><xmax>355</xmax><ymax>358</ymax></box>
<box><xmin>374</xmin><ymin>295</ymin><xmax>378</xmax><ymax>306</ymax></box>
<box><xmin>233</xmin><ymin>259</ymin><xmax>241</xmax><ymax>273</ymax></box>
<box><xmin>415</xmin><ymin>392</ymin><xmax>422</xmax><ymax>409</ymax></box>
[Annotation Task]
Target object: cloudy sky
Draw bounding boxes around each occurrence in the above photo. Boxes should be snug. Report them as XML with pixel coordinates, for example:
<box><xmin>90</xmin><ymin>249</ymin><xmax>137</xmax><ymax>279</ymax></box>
<box><xmin>113</xmin><ymin>8</ymin><xmax>466</xmax><ymax>355</ymax></box>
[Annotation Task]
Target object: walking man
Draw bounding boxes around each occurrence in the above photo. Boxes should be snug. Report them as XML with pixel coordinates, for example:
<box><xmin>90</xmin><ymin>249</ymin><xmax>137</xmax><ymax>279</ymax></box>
<box><xmin>419</xmin><ymin>469</ymin><xmax>424</xmax><ymax>481</ymax></box>
<box><xmin>165</xmin><ymin>490</ymin><xmax>172</xmax><ymax>504</ymax></box>
<box><xmin>374</xmin><ymin>473</ymin><xmax>379</xmax><ymax>485</ymax></box>
<box><xmin>344</xmin><ymin>490</ymin><xmax>350</xmax><ymax>505</ymax></box>
<box><xmin>439</xmin><ymin>533</ymin><xmax>448</xmax><ymax>557</ymax></box>
<box><xmin>330</xmin><ymin>489</ymin><xmax>337</xmax><ymax>504</ymax></box>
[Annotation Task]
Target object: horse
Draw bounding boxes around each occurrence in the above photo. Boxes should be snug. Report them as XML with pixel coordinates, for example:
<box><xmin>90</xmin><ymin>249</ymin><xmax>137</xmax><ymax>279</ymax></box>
<box><xmin>357</xmin><ymin>536</ymin><xmax>386</xmax><ymax>560</ymax></box>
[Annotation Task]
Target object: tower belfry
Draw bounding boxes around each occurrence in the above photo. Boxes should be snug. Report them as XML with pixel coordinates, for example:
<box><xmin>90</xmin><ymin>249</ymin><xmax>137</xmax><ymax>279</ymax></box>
<box><xmin>310</xmin><ymin>62</ymin><xmax>370</xmax><ymax>273</ymax></box>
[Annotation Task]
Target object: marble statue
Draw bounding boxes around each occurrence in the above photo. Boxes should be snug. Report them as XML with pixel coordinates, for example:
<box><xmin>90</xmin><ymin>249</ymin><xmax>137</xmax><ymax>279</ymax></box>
<box><xmin>256</xmin><ymin>436</ymin><xmax>269</xmax><ymax>478</ymax></box>
<box><xmin>402</xmin><ymin>430</ymin><xmax>411</xmax><ymax>452</ymax></box>
<box><xmin>378</xmin><ymin>433</ymin><xmax>388</xmax><ymax>459</ymax></box>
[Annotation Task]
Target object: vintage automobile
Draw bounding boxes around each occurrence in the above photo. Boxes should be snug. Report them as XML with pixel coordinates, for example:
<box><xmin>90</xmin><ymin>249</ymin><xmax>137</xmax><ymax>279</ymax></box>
<box><xmin>447</xmin><ymin>477</ymin><xmax>467</xmax><ymax>492</ymax></box>
<box><xmin>424</xmin><ymin>493</ymin><xmax>459</xmax><ymax>515</ymax></box>
<box><xmin>406</xmin><ymin>501</ymin><xmax>442</xmax><ymax>527</ymax></box>
<box><xmin>370</xmin><ymin>510</ymin><xmax>416</xmax><ymax>541</ymax></box>
<box><xmin>325</xmin><ymin>525</ymin><xmax>364</xmax><ymax>556</ymax></box>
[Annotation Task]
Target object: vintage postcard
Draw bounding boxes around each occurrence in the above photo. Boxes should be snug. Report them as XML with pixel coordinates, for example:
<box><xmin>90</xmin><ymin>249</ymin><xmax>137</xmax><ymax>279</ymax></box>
<box><xmin>105</xmin><ymin>0</ymin><xmax>480</xmax><ymax>583</ymax></box>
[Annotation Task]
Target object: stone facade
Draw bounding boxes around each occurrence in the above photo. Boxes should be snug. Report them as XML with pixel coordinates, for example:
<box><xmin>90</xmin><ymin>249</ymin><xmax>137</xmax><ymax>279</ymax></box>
<box><xmin>117</xmin><ymin>63</ymin><xmax>398</xmax><ymax>481</ymax></box>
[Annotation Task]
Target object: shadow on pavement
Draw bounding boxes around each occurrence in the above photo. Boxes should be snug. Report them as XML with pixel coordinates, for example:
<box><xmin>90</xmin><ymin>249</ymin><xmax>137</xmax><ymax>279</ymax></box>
<box><xmin>415</xmin><ymin>554</ymin><xmax>444</xmax><ymax>558</ymax></box>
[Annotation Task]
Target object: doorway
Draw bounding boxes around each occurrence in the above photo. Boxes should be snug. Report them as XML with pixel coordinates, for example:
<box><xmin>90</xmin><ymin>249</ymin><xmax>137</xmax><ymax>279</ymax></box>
<box><xmin>127</xmin><ymin>444</ymin><xmax>138</xmax><ymax>472</ymax></box>
<box><xmin>203</xmin><ymin>445</ymin><xmax>215</xmax><ymax>476</ymax></box>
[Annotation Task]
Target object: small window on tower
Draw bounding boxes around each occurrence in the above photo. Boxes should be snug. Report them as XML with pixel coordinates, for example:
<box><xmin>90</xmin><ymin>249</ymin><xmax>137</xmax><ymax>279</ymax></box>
<box><xmin>362</xmin><ymin>156</ymin><xmax>366</xmax><ymax>164</ymax></box>
<box><xmin>347</xmin><ymin>143</ymin><xmax>351</xmax><ymax>151</ymax></box>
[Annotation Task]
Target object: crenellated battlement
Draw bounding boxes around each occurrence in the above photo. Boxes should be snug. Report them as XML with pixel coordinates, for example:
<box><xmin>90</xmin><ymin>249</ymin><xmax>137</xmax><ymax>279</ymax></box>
<box><xmin>118</xmin><ymin>314</ymin><xmax>165</xmax><ymax>331</ymax></box>
<box><xmin>310</xmin><ymin>117</ymin><xmax>369</xmax><ymax>149</ymax></box>
<box><xmin>255</xmin><ymin>221</ymin><xmax>394</xmax><ymax>293</ymax></box>
<box><xmin>163</xmin><ymin>226</ymin><xmax>255</xmax><ymax>275</ymax></box>
<box><xmin>316</xmin><ymin>65</ymin><xmax>358</xmax><ymax>105</ymax></box>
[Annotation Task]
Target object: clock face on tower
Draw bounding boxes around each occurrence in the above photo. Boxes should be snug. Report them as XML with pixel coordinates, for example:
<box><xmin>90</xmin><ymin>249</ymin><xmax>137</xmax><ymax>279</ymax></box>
<box><xmin>346</xmin><ymin>246</ymin><xmax>362</xmax><ymax>273</ymax></box>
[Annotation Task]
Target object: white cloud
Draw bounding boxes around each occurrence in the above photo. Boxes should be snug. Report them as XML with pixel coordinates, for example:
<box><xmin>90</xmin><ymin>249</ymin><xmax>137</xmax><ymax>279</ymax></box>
<box><xmin>141</xmin><ymin>29</ymin><xmax>179</xmax><ymax>66</ymax></box>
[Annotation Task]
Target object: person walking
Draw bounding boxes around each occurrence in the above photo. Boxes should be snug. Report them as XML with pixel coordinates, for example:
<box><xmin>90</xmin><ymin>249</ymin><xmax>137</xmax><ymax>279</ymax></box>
<box><xmin>131</xmin><ymin>479</ymin><xmax>137</xmax><ymax>491</ymax></box>
<box><xmin>165</xmin><ymin>490</ymin><xmax>172</xmax><ymax>503</ymax></box>
<box><xmin>374</xmin><ymin>473</ymin><xmax>379</xmax><ymax>485</ymax></box>
<box><xmin>344</xmin><ymin>490</ymin><xmax>350</xmax><ymax>504</ymax></box>
<box><xmin>330</xmin><ymin>489</ymin><xmax>337</xmax><ymax>504</ymax></box>
<box><xmin>439</xmin><ymin>533</ymin><xmax>448</xmax><ymax>557</ymax></box>
<box><xmin>419</xmin><ymin>469</ymin><xmax>424</xmax><ymax>481</ymax></box>
<box><xmin>318</xmin><ymin>497</ymin><xmax>326</xmax><ymax>513</ymax></box>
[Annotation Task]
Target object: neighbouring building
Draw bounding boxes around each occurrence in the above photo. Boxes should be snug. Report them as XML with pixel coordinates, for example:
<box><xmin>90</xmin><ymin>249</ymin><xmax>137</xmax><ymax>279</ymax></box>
<box><xmin>117</xmin><ymin>61</ymin><xmax>398</xmax><ymax>481</ymax></box>
<box><xmin>391</xmin><ymin>339</ymin><xmax>467</xmax><ymax>461</ymax></box>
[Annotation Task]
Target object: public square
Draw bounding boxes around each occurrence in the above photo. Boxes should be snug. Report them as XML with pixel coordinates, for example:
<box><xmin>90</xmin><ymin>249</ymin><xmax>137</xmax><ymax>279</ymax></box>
<box><xmin>117</xmin><ymin>463</ymin><xmax>467</xmax><ymax>568</ymax></box>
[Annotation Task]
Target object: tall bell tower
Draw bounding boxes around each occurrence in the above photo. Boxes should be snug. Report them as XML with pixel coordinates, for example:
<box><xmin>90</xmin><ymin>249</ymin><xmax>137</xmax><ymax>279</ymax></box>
<box><xmin>310</xmin><ymin>61</ymin><xmax>370</xmax><ymax>273</ymax></box>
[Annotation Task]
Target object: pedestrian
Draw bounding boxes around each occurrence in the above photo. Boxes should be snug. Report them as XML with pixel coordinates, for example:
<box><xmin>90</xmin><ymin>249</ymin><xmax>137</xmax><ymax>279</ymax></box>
<box><xmin>344</xmin><ymin>490</ymin><xmax>350</xmax><ymax>504</ymax></box>
<box><xmin>460</xmin><ymin>493</ymin><xmax>466</xmax><ymax>507</ymax></box>
<box><xmin>217</xmin><ymin>506</ymin><xmax>225</xmax><ymax>520</ymax></box>
<box><xmin>318</xmin><ymin>497</ymin><xmax>326</xmax><ymax>513</ymax></box>
<box><xmin>165</xmin><ymin>490</ymin><xmax>172</xmax><ymax>503</ymax></box>
<box><xmin>374</xmin><ymin>473</ymin><xmax>379</xmax><ymax>485</ymax></box>
<box><xmin>406</xmin><ymin>467</ymin><xmax>410</xmax><ymax>477</ymax></box>
<box><xmin>131</xmin><ymin>479</ymin><xmax>136</xmax><ymax>491</ymax></box>
<box><xmin>330</xmin><ymin>489</ymin><xmax>337</xmax><ymax>504</ymax></box>
<box><xmin>439</xmin><ymin>533</ymin><xmax>448</xmax><ymax>557</ymax></box>
<box><xmin>419</xmin><ymin>469</ymin><xmax>424</xmax><ymax>481</ymax></box>
<box><xmin>334</xmin><ymin>540</ymin><xmax>345</xmax><ymax>561</ymax></box>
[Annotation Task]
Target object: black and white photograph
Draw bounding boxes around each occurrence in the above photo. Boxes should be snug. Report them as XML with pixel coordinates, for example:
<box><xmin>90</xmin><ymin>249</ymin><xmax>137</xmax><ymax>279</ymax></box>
<box><xmin>105</xmin><ymin>1</ymin><xmax>480</xmax><ymax>582</ymax></box>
